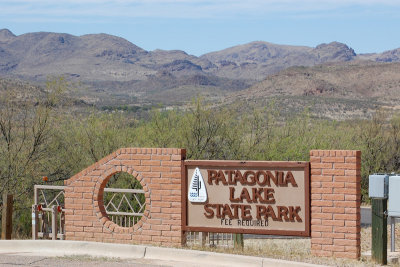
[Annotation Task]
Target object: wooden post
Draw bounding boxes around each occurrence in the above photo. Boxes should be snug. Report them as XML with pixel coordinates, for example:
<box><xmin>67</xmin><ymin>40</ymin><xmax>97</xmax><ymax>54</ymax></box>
<box><xmin>1</xmin><ymin>193</ymin><xmax>13</xmax><ymax>240</ymax></box>
<box><xmin>371</xmin><ymin>198</ymin><xmax>387</xmax><ymax>265</ymax></box>
<box><xmin>234</xmin><ymin>233</ymin><xmax>244</xmax><ymax>250</ymax></box>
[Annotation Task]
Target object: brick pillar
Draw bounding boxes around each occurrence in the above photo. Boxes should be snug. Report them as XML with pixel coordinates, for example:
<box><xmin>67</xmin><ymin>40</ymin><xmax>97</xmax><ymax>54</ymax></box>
<box><xmin>310</xmin><ymin>150</ymin><xmax>361</xmax><ymax>259</ymax></box>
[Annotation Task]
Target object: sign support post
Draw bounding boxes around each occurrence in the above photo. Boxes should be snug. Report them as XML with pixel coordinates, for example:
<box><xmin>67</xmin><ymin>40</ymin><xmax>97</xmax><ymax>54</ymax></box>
<box><xmin>234</xmin><ymin>233</ymin><xmax>244</xmax><ymax>249</ymax></box>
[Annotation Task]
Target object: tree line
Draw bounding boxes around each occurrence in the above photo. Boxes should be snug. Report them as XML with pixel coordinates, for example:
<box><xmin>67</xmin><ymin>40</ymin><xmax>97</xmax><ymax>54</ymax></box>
<box><xmin>1</xmin><ymin>78</ymin><xmax>399</xmax><ymax>237</ymax></box>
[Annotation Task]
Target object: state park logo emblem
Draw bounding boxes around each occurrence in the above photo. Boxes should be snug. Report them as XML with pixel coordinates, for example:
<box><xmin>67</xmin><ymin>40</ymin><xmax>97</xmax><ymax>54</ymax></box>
<box><xmin>188</xmin><ymin>167</ymin><xmax>207</xmax><ymax>203</ymax></box>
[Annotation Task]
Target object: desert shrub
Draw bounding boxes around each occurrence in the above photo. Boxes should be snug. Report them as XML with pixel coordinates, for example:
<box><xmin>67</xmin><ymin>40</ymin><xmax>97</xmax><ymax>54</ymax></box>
<box><xmin>2</xmin><ymin>86</ymin><xmax>400</xmax><ymax>236</ymax></box>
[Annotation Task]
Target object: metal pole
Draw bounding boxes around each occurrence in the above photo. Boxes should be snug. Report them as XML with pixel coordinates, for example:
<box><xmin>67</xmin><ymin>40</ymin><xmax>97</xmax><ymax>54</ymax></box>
<box><xmin>371</xmin><ymin>198</ymin><xmax>387</xmax><ymax>265</ymax></box>
<box><xmin>60</xmin><ymin>208</ymin><xmax>65</xmax><ymax>240</ymax></box>
<box><xmin>391</xmin><ymin>217</ymin><xmax>396</xmax><ymax>252</ymax></box>
<box><xmin>51</xmin><ymin>205</ymin><xmax>58</xmax><ymax>240</ymax></box>
<box><xmin>33</xmin><ymin>185</ymin><xmax>38</xmax><ymax>205</ymax></box>
<box><xmin>32</xmin><ymin>205</ymin><xmax>38</xmax><ymax>240</ymax></box>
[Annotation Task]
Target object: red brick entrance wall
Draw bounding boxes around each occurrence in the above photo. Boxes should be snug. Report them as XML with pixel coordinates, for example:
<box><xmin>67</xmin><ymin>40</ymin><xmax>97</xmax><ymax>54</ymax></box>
<box><xmin>64</xmin><ymin>148</ymin><xmax>185</xmax><ymax>246</ymax></box>
<box><xmin>310</xmin><ymin>150</ymin><xmax>361</xmax><ymax>259</ymax></box>
<box><xmin>64</xmin><ymin>148</ymin><xmax>361</xmax><ymax>260</ymax></box>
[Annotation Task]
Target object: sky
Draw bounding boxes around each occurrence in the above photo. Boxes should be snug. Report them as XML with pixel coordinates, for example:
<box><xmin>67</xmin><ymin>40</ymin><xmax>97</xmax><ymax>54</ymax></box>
<box><xmin>1</xmin><ymin>0</ymin><xmax>399</xmax><ymax>56</ymax></box>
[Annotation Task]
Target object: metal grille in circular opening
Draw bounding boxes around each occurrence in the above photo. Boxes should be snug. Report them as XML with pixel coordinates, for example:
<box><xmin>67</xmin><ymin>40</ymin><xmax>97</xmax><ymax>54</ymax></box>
<box><xmin>103</xmin><ymin>172</ymin><xmax>145</xmax><ymax>227</ymax></box>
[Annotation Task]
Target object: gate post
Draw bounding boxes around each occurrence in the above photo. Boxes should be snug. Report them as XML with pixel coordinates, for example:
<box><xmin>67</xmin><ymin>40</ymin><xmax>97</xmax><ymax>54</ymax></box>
<box><xmin>51</xmin><ymin>205</ymin><xmax>58</xmax><ymax>240</ymax></box>
<box><xmin>32</xmin><ymin>204</ymin><xmax>38</xmax><ymax>240</ymax></box>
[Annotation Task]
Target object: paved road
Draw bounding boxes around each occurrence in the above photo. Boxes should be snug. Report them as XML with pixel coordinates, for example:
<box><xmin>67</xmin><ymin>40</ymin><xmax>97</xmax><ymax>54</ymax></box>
<box><xmin>0</xmin><ymin>240</ymin><xmax>324</xmax><ymax>267</ymax></box>
<box><xmin>0</xmin><ymin>253</ymin><xmax>199</xmax><ymax>267</ymax></box>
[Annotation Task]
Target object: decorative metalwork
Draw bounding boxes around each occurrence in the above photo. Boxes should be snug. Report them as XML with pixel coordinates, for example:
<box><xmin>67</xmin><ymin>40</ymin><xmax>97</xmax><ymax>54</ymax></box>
<box><xmin>103</xmin><ymin>188</ymin><xmax>145</xmax><ymax>227</ymax></box>
<box><xmin>34</xmin><ymin>185</ymin><xmax>65</xmax><ymax>207</ymax></box>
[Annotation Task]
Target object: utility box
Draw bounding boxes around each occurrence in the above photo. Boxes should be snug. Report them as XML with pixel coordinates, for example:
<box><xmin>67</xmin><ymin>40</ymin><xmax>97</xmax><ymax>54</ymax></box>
<box><xmin>388</xmin><ymin>175</ymin><xmax>400</xmax><ymax>217</ymax></box>
<box><xmin>369</xmin><ymin>174</ymin><xmax>389</xmax><ymax>199</ymax></box>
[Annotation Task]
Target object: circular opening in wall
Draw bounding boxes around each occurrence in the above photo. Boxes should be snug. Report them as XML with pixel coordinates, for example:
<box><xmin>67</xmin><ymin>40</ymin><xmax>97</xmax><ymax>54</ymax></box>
<box><xmin>103</xmin><ymin>172</ymin><xmax>145</xmax><ymax>227</ymax></box>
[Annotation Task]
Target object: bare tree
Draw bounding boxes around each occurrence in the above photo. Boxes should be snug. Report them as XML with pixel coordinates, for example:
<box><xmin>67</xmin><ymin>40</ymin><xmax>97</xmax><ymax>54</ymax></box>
<box><xmin>0</xmin><ymin>78</ymin><xmax>63</xmax><ymax>206</ymax></box>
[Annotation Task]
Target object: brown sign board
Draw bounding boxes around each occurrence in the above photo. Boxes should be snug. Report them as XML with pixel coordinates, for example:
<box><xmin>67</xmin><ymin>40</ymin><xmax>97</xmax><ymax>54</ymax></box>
<box><xmin>182</xmin><ymin>160</ymin><xmax>310</xmax><ymax>237</ymax></box>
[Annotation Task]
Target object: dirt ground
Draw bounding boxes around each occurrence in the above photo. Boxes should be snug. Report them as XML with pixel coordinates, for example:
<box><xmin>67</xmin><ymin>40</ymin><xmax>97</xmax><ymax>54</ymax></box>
<box><xmin>187</xmin><ymin>226</ymin><xmax>400</xmax><ymax>267</ymax></box>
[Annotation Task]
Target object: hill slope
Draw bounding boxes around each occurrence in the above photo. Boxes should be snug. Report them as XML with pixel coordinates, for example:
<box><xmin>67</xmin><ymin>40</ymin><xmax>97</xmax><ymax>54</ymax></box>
<box><xmin>227</xmin><ymin>61</ymin><xmax>400</xmax><ymax>120</ymax></box>
<box><xmin>200</xmin><ymin>41</ymin><xmax>357</xmax><ymax>80</ymax></box>
<box><xmin>1</xmin><ymin>29</ymin><xmax>400</xmax><ymax>109</ymax></box>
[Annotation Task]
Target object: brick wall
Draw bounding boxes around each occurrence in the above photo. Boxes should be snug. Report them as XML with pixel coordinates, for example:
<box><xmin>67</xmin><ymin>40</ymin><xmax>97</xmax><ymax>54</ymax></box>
<box><xmin>63</xmin><ymin>148</ymin><xmax>361</xmax><ymax>259</ymax></box>
<box><xmin>310</xmin><ymin>150</ymin><xmax>361</xmax><ymax>259</ymax></box>
<box><xmin>64</xmin><ymin>148</ymin><xmax>185</xmax><ymax>246</ymax></box>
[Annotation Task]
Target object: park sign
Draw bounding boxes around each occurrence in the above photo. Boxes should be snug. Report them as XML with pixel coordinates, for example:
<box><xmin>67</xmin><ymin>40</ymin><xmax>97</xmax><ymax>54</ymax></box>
<box><xmin>182</xmin><ymin>160</ymin><xmax>310</xmax><ymax>237</ymax></box>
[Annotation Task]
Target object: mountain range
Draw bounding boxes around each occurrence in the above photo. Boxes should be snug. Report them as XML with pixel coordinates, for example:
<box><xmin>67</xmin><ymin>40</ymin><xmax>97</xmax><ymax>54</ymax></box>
<box><xmin>1</xmin><ymin>28</ymin><xmax>400</xmax><ymax>118</ymax></box>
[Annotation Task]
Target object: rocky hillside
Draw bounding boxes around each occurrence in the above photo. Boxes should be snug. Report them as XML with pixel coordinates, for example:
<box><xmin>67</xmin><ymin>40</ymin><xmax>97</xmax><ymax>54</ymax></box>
<box><xmin>1</xmin><ymin>29</ymin><xmax>400</xmax><ymax>109</ymax></box>
<box><xmin>2</xmin><ymin>29</ymin><xmax>389</xmax><ymax>83</ymax></box>
<box><xmin>200</xmin><ymin>41</ymin><xmax>357</xmax><ymax>80</ymax></box>
<box><xmin>228</xmin><ymin>61</ymin><xmax>400</xmax><ymax>120</ymax></box>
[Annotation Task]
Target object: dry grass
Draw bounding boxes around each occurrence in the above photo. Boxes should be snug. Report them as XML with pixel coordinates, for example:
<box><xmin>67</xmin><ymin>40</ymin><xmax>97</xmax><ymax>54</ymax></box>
<box><xmin>187</xmin><ymin>226</ymin><xmax>400</xmax><ymax>266</ymax></box>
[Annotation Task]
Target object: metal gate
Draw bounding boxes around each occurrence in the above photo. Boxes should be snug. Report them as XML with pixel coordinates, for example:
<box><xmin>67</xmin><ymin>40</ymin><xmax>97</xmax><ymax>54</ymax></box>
<box><xmin>32</xmin><ymin>185</ymin><xmax>65</xmax><ymax>240</ymax></box>
<box><xmin>32</xmin><ymin>185</ymin><xmax>145</xmax><ymax>240</ymax></box>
